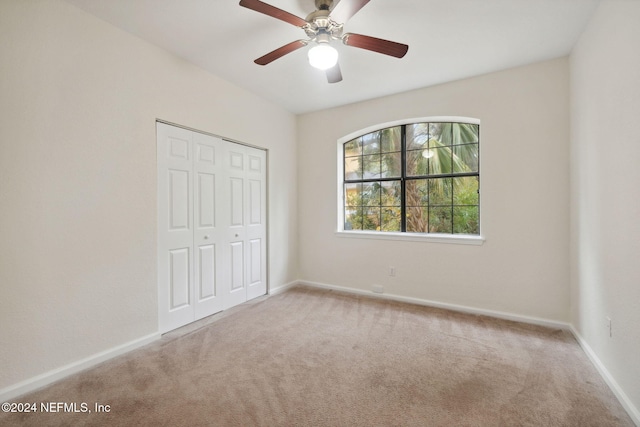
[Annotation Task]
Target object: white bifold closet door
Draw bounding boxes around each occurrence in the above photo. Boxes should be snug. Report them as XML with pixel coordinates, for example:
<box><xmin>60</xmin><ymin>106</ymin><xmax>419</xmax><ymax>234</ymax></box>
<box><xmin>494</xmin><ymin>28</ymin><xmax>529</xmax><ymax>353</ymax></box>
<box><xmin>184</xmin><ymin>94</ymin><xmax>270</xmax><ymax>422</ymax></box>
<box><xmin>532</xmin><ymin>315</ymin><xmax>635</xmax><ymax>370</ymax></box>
<box><xmin>157</xmin><ymin>122</ymin><xmax>267</xmax><ymax>333</ymax></box>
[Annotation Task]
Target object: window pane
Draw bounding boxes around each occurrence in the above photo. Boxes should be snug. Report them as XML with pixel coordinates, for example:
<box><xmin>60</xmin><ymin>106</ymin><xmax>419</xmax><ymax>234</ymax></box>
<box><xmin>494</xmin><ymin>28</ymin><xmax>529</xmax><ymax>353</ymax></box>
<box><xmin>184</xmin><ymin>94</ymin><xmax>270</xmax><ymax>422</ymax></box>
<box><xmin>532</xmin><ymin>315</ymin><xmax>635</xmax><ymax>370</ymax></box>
<box><xmin>452</xmin><ymin>123</ymin><xmax>479</xmax><ymax>144</ymax></box>
<box><xmin>363</xmin><ymin>154</ymin><xmax>381</xmax><ymax>178</ymax></box>
<box><xmin>381</xmin><ymin>207</ymin><xmax>401</xmax><ymax>232</ymax></box>
<box><xmin>406</xmin><ymin>150</ymin><xmax>428</xmax><ymax>176</ymax></box>
<box><xmin>381</xmin><ymin>152</ymin><xmax>401</xmax><ymax>178</ymax></box>
<box><xmin>453</xmin><ymin>176</ymin><xmax>479</xmax><ymax>205</ymax></box>
<box><xmin>345</xmin><ymin>207</ymin><xmax>361</xmax><ymax>230</ymax></box>
<box><xmin>429</xmin><ymin>123</ymin><xmax>448</xmax><ymax>147</ymax></box>
<box><xmin>363</xmin><ymin>208</ymin><xmax>381</xmax><ymax>231</ymax></box>
<box><xmin>362</xmin><ymin>182</ymin><xmax>381</xmax><ymax>207</ymax></box>
<box><xmin>428</xmin><ymin>178</ymin><xmax>452</xmax><ymax>206</ymax></box>
<box><xmin>452</xmin><ymin>143</ymin><xmax>478</xmax><ymax>172</ymax></box>
<box><xmin>345</xmin><ymin>156</ymin><xmax>362</xmax><ymax>180</ymax></box>
<box><xmin>344</xmin><ymin>138</ymin><xmax>362</xmax><ymax>157</ymax></box>
<box><xmin>381</xmin><ymin>181</ymin><xmax>401</xmax><ymax>206</ymax></box>
<box><xmin>362</xmin><ymin>132</ymin><xmax>381</xmax><ymax>155</ymax></box>
<box><xmin>428</xmin><ymin>147</ymin><xmax>453</xmax><ymax>175</ymax></box>
<box><xmin>407</xmin><ymin>123</ymin><xmax>429</xmax><ymax>150</ymax></box>
<box><xmin>381</xmin><ymin>127</ymin><xmax>401</xmax><ymax>153</ymax></box>
<box><xmin>405</xmin><ymin>179</ymin><xmax>428</xmax><ymax>206</ymax></box>
<box><xmin>344</xmin><ymin>183</ymin><xmax>362</xmax><ymax>207</ymax></box>
<box><xmin>406</xmin><ymin>206</ymin><xmax>428</xmax><ymax>232</ymax></box>
<box><xmin>454</xmin><ymin>206</ymin><xmax>479</xmax><ymax>234</ymax></box>
<box><xmin>429</xmin><ymin>207</ymin><xmax>452</xmax><ymax>233</ymax></box>
<box><xmin>451</xmin><ymin>152</ymin><xmax>469</xmax><ymax>173</ymax></box>
<box><xmin>432</xmin><ymin>123</ymin><xmax>479</xmax><ymax>147</ymax></box>
<box><xmin>344</xmin><ymin>183</ymin><xmax>363</xmax><ymax>231</ymax></box>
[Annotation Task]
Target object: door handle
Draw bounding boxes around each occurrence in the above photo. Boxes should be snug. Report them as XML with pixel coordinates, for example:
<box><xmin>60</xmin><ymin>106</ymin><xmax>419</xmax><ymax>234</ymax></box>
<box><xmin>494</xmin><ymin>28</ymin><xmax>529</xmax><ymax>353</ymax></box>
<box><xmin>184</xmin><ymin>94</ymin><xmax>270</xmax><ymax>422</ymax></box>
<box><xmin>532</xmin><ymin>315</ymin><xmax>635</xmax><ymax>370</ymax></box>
<box><xmin>204</xmin><ymin>235</ymin><xmax>209</xmax><ymax>240</ymax></box>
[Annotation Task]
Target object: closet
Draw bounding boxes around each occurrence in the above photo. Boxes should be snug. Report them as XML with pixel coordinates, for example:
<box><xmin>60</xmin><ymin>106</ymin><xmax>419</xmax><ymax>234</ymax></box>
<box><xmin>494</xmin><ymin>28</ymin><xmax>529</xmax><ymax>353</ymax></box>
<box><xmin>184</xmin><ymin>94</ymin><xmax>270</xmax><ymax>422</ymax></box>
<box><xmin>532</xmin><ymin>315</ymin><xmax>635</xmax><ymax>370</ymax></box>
<box><xmin>157</xmin><ymin>122</ymin><xmax>267</xmax><ymax>333</ymax></box>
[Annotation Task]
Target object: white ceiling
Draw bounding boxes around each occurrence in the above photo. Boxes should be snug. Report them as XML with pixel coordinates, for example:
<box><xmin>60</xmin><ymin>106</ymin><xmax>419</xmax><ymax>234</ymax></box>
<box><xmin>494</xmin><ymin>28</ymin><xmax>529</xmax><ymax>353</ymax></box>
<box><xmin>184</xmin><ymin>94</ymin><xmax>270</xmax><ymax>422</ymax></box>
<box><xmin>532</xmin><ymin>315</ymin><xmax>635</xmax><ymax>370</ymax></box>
<box><xmin>63</xmin><ymin>0</ymin><xmax>599</xmax><ymax>114</ymax></box>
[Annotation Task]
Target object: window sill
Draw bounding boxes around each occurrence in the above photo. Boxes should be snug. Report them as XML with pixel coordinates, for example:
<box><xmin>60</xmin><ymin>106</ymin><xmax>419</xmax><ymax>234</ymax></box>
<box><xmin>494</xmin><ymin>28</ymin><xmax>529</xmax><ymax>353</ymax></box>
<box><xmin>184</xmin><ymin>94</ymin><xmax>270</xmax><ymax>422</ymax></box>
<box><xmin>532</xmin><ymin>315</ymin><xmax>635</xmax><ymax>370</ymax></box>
<box><xmin>335</xmin><ymin>230</ymin><xmax>485</xmax><ymax>245</ymax></box>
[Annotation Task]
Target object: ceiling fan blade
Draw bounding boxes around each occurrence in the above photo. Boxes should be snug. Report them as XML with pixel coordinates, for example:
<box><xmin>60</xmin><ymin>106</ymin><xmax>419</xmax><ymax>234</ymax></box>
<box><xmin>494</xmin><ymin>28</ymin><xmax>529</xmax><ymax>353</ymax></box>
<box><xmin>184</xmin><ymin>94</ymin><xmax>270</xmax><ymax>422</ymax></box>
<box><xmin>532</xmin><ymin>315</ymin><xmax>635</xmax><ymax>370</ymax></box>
<box><xmin>343</xmin><ymin>33</ymin><xmax>408</xmax><ymax>58</ymax></box>
<box><xmin>239</xmin><ymin>0</ymin><xmax>308</xmax><ymax>27</ymax></box>
<box><xmin>329</xmin><ymin>0</ymin><xmax>370</xmax><ymax>23</ymax></box>
<box><xmin>254</xmin><ymin>40</ymin><xmax>308</xmax><ymax>65</ymax></box>
<box><xmin>326</xmin><ymin>63</ymin><xmax>343</xmax><ymax>83</ymax></box>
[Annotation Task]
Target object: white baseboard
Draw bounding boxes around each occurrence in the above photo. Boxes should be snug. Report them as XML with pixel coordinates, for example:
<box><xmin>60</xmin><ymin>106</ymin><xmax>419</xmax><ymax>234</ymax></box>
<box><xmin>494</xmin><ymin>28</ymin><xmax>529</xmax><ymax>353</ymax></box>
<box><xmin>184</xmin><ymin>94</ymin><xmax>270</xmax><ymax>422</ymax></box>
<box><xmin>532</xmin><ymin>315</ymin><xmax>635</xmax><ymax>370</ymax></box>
<box><xmin>268</xmin><ymin>280</ymin><xmax>298</xmax><ymax>296</ymax></box>
<box><xmin>570</xmin><ymin>326</ymin><xmax>640</xmax><ymax>426</ymax></box>
<box><xmin>296</xmin><ymin>280</ymin><xmax>570</xmax><ymax>330</ymax></box>
<box><xmin>0</xmin><ymin>332</ymin><xmax>160</xmax><ymax>402</ymax></box>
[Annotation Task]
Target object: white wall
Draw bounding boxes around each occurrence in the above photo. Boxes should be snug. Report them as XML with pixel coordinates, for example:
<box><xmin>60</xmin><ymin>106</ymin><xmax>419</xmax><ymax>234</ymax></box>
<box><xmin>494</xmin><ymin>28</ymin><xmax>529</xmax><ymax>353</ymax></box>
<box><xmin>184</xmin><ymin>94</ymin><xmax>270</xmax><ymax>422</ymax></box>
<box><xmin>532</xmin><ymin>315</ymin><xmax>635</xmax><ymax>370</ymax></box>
<box><xmin>4</xmin><ymin>0</ymin><xmax>637</xmax><ymax>419</ymax></box>
<box><xmin>570</xmin><ymin>0</ymin><xmax>640</xmax><ymax>420</ymax></box>
<box><xmin>297</xmin><ymin>58</ymin><xmax>570</xmax><ymax>322</ymax></box>
<box><xmin>0</xmin><ymin>0</ymin><xmax>297</xmax><ymax>392</ymax></box>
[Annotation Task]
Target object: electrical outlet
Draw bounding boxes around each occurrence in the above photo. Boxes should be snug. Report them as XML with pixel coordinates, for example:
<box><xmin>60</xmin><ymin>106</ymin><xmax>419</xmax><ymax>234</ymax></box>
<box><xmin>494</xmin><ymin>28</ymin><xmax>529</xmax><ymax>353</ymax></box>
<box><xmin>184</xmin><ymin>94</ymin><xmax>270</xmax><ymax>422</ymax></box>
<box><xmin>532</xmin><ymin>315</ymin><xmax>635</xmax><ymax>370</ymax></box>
<box><xmin>606</xmin><ymin>317</ymin><xmax>612</xmax><ymax>337</ymax></box>
<box><xmin>389</xmin><ymin>267</ymin><xmax>396</xmax><ymax>277</ymax></box>
<box><xmin>372</xmin><ymin>284</ymin><xmax>384</xmax><ymax>294</ymax></box>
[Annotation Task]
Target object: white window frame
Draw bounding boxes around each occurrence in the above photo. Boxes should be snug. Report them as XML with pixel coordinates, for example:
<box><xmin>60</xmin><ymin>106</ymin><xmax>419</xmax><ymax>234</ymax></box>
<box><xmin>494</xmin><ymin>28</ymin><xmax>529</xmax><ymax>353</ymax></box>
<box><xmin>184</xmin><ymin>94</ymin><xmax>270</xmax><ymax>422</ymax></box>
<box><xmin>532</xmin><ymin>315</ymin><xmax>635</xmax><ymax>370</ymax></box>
<box><xmin>336</xmin><ymin>116</ymin><xmax>485</xmax><ymax>245</ymax></box>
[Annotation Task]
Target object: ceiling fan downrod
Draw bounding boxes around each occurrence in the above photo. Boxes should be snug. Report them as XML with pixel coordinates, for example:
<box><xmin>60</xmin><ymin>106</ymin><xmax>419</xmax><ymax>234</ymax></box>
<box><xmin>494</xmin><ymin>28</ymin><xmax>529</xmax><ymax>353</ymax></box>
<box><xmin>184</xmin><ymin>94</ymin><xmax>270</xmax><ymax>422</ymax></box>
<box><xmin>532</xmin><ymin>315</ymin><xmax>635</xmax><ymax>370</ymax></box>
<box><xmin>314</xmin><ymin>0</ymin><xmax>333</xmax><ymax>10</ymax></box>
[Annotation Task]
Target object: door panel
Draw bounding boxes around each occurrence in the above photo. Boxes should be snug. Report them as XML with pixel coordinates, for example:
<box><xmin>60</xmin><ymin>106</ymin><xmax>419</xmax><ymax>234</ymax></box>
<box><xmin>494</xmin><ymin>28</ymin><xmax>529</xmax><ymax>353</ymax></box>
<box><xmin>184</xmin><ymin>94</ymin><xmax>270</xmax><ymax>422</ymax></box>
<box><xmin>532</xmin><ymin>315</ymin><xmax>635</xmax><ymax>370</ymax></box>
<box><xmin>196</xmin><ymin>143</ymin><xmax>215</xmax><ymax>164</ymax></box>
<box><xmin>158</xmin><ymin>124</ymin><xmax>195</xmax><ymax>333</ymax></box>
<box><xmin>248</xmin><ymin>154</ymin><xmax>261</xmax><ymax>173</ymax></box>
<box><xmin>230</xmin><ymin>177</ymin><xmax>244</xmax><ymax>227</ymax></box>
<box><xmin>193</xmin><ymin>132</ymin><xmax>224</xmax><ymax>320</ymax></box>
<box><xmin>168</xmin><ymin>170</ymin><xmax>190</xmax><ymax>230</ymax></box>
<box><xmin>169</xmin><ymin>248</ymin><xmax>190</xmax><ymax>309</ymax></box>
<box><xmin>245</xmin><ymin>148</ymin><xmax>267</xmax><ymax>300</ymax></box>
<box><xmin>229</xmin><ymin>151</ymin><xmax>243</xmax><ymax>170</ymax></box>
<box><xmin>224</xmin><ymin>239</ymin><xmax>246</xmax><ymax>309</ymax></box>
<box><xmin>230</xmin><ymin>241</ymin><xmax>244</xmax><ymax>291</ymax></box>
<box><xmin>249</xmin><ymin>179</ymin><xmax>261</xmax><ymax>225</ymax></box>
<box><xmin>197</xmin><ymin>244</ymin><xmax>215</xmax><ymax>300</ymax></box>
<box><xmin>249</xmin><ymin>239</ymin><xmax>261</xmax><ymax>285</ymax></box>
<box><xmin>197</xmin><ymin>173</ymin><xmax>215</xmax><ymax>228</ymax></box>
<box><xmin>223</xmin><ymin>142</ymin><xmax>248</xmax><ymax>309</ymax></box>
<box><xmin>169</xmin><ymin>136</ymin><xmax>189</xmax><ymax>160</ymax></box>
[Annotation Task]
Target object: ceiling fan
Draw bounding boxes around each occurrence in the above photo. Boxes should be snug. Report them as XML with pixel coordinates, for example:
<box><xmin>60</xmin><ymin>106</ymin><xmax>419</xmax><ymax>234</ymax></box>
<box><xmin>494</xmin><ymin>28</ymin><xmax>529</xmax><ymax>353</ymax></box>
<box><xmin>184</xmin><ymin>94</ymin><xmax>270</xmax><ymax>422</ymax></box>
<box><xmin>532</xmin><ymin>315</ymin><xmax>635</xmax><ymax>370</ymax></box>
<box><xmin>239</xmin><ymin>0</ymin><xmax>409</xmax><ymax>83</ymax></box>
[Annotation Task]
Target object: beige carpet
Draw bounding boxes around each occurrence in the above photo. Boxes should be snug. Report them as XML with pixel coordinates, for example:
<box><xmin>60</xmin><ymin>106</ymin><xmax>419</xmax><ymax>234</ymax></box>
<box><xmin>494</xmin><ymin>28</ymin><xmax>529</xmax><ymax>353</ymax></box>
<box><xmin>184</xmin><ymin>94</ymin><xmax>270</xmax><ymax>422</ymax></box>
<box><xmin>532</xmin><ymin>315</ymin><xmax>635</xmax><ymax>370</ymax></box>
<box><xmin>1</xmin><ymin>285</ymin><xmax>633</xmax><ymax>426</ymax></box>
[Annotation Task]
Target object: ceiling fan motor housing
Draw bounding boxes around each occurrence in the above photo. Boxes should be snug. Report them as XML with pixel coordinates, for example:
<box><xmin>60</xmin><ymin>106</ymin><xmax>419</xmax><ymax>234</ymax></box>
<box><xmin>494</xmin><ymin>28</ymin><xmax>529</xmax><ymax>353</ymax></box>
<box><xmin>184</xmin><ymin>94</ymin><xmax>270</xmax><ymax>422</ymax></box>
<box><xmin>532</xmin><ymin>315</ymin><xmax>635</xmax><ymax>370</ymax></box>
<box><xmin>305</xmin><ymin>8</ymin><xmax>343</xmax><ymax>40</ymax></box>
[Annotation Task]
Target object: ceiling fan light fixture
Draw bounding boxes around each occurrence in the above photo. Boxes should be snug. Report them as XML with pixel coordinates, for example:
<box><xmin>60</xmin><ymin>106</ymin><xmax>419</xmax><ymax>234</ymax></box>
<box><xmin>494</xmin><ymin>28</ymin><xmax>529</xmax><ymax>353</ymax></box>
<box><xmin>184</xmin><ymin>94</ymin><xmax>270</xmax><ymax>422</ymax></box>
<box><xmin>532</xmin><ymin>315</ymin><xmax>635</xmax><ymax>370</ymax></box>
<box><xmin>308</xmin><ymin>44</ymin><xmax>338</xmax><ymax>70</ymax></box>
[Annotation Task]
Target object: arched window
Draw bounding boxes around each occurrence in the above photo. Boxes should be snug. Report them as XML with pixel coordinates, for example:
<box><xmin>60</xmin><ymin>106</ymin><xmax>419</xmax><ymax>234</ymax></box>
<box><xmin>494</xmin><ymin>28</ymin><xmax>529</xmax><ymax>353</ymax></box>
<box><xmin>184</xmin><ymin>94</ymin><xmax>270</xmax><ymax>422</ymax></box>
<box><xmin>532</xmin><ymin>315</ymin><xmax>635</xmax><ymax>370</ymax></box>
<box><xmin>339</xmin><ymin>118</ymin><xmax>480</xmax><ymax>237</ymax></box>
